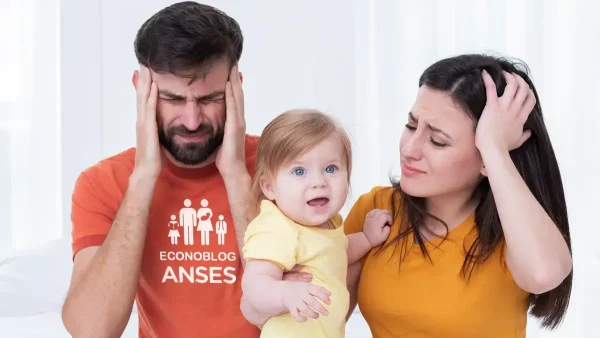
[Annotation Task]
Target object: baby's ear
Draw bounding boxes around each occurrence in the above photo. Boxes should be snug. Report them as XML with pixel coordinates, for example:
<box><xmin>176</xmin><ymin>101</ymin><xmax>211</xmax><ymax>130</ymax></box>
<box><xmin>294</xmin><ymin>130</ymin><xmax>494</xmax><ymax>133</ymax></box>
<box><xmin>260</xmin><ymin>177</ymin><xmax>275</xmax><ymax>200</ymax></box>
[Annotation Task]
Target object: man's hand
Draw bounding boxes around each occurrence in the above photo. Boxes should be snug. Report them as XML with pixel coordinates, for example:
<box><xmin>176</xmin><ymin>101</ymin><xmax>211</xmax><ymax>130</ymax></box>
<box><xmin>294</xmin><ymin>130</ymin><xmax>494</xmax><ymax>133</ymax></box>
<box><xmin>133</xmin><ymin>66</ymin><xmax>163</xmax><ymax>181</ymax></box>
<box><xmin>363</xmin><ymin>209</ymin><xmax>392</xmax><ymax>247</ymax></box>
<box><xmin>282</xmin><ymin>265</ymin><xmax>313</xmax><ymax>282</ymax></box>
<box><xmin>280</xmin><ymin>281</ymin><xmax>331</xmax><ymax>322</ymax></box>
<box><xmin>216</xmin><ymin>65</ymin><xmax>246</xmax><ymax>177</ymax></box>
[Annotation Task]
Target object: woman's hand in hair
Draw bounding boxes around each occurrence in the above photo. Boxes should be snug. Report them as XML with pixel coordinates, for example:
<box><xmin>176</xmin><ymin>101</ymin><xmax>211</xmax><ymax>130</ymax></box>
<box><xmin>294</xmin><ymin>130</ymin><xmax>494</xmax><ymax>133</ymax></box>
<box><xmin>475</xmin><ymin>70</ymin><xmax>536</xmax><ymax>155</ymax></box>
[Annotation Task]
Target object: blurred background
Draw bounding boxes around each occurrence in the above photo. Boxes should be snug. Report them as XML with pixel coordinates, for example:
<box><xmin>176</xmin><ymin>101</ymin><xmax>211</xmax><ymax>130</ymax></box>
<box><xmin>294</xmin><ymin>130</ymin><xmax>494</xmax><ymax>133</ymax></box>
<box><xmin>1</xmin><ymin>0</ymin><xmax>598</xmax><ymax>336</ymax></box>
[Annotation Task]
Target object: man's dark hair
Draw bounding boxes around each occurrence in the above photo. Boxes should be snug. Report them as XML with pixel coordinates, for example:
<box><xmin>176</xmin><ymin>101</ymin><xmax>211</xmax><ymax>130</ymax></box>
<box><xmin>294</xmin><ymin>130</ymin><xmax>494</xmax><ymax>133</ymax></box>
<box><xmin>134</xmin><ymin>1</ymin><xmax>243</xmax><ymax>76</ymax></box>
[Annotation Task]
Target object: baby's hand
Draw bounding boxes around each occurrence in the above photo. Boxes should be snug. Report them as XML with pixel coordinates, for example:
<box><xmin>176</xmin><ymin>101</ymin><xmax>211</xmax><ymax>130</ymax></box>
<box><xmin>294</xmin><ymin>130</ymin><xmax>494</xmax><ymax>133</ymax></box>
<box><xmin>280</xmin><ymin>281</ymin><xmax>331</xmax><ymax>322</ymax></box>
<box><xmin>363</xmin><ymin>209</ymin><xmax>392</xmax><ymax>247</ymax></box>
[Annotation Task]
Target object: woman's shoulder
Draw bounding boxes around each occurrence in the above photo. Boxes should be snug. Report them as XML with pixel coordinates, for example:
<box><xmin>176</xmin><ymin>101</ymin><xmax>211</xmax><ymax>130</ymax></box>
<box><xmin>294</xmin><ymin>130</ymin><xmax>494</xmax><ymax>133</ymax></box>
<box><xmin>354</xmin><ymin>186</ymin><xmax>396</xmax><ymax>209</ymax></box>
<box><xmin>344</xmin><ymin>186</ymin><xmax>397</xmax><ymax>235</ymax></box>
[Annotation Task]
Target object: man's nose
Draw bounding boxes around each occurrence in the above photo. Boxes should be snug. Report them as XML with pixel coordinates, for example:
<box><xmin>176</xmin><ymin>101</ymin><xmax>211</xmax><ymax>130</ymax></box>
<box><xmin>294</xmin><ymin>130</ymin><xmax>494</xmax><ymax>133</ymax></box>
<box><xmin>180</xmin><ymin>101</ymin><xmax>204</xmax><ymax>131</ymax></box>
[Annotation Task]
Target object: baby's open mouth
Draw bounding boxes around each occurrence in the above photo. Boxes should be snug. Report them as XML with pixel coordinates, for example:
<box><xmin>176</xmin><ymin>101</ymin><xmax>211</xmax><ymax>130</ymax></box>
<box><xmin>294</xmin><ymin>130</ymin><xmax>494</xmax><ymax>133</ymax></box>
<box><xmin>307</xmin><ymin>197</ymin><xmax>329</xmax><ymax>207</ymax></box>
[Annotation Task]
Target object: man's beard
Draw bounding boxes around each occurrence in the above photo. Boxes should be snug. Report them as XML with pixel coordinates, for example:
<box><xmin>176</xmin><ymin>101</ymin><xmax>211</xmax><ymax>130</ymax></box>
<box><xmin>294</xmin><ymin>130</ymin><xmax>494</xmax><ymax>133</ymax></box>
<box><xmin>158</xmin><ymin>123</ymin><xmax>224</xmax><ymax>165</ymax></box>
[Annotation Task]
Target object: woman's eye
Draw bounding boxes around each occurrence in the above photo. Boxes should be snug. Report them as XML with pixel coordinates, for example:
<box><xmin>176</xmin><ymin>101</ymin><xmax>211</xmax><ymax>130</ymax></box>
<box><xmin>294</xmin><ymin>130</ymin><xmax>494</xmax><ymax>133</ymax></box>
<box><xmin>325</xmin><ymin>165</ymin><xmax>337</xmax><ymax>173</ymax></box>
<box><xmin>293</xmin><ymin>168</ymin><xmax>305</xmax><ymax>176</ymax></box>
<box><xmin>431</xmin><ymin>138</ymin><xmax>448</xmax><ymax>148</ymax></box>
<box><xmin>405</xmin><ymin>124</ymin><xmax>416</xmax><ymax>131</ymax></box>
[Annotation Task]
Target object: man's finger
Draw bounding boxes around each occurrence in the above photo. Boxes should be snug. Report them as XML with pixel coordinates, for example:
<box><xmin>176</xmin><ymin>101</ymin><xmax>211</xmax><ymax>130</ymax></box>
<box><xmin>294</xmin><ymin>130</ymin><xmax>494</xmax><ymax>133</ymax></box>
<box><xmin>147</xmin><ymin>82</ymin><xmax>158</xmax><ymax>122</ymax></box>
<box><xmin>288</xmin><ymin>264</ymin><xmax>305</xmax><ymax>272</ymax></box>
<box><xmin>231</xmin><ymin>66</ymin><xmax>245</xmax><ymax>121</ymax></box>
<box><xmin>135</xmin><ymin>69</ymin><xmax>143</xmax><ymax>113</ymax></box>
<box><xmin>308</xmin><ymin>297</ymin><xmax>328</xmax><ymax>317</ymax></box>
<box><xmin>225</xmin><ymin>81</ymin><xmax>237</xmax><ymax>120</ymax></box>
<box><xmin>136</xmin><ymin>68</ymin><xmax>147</xmax><ymax>120</ymax></box>
<box><xmin>290</xmin><ymin>308</ymin><xmax>306</xmax><ymax>322</ymax></box>
<box><xmin>282</xmin><ymin>272</ymin><xmax>312</xmax><ymax>282</ymax></box>
<box><xmin>309</xmin><ymin>285</ymin><xmax>331</xmax><ymax>305</ymax></box>
<box><xmin>298</xmin><ymin>303</ymin><xmax>319</xmax><ymax>320</ymax></box>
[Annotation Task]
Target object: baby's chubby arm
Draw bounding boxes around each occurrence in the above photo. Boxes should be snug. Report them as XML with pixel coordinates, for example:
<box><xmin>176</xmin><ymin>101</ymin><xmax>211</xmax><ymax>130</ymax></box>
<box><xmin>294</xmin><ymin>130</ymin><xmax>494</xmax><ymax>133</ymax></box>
<box><xmin>241</xmin><ymin>260</ymin><xmax>332</xmax><ymax>324</ymax></box>
<box><xmin>346</xmin><ymin>209</ymin><xmax>392</xmax><ymax>264</ymax></box>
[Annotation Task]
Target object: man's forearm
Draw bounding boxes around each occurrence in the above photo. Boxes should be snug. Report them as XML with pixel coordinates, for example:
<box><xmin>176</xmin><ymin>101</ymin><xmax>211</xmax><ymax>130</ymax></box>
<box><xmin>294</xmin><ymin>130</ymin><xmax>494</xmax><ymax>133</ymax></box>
<box><xmin>241</xmin><ymin>273</ymin><xmax>287</xmax><ymax>323</ymax></box>
<box><xmin>222</xmin><ymin>170</ymin><xmax>252</xmax><ymax>268</ymax></box>
<box><xmin>62</xmin><ymin>174</ymin><xmax>156</xmax><ymax>337</ymax></box>
<box><xmin>240</xmin><ymin>295</ymin><xmax>267</xmax><ymax>328</ymax></box>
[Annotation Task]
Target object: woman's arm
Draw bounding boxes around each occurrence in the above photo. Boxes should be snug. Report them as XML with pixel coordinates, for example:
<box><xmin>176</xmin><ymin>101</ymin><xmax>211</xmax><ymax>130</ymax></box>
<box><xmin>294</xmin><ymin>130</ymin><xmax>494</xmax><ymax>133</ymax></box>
<box><xmin>481</xmin><ymin>147</ymin><xmax>572</xmax><ymax>294</ymax></box>
<box><xmin>477</xmin><ymin>71</ymin><xmax>572</xmax><ymax>295</ymax></box>
<box><xmin>345</xmin><ymin>262</ymin><xmax>363</xmax><ymax>321</ymax></box>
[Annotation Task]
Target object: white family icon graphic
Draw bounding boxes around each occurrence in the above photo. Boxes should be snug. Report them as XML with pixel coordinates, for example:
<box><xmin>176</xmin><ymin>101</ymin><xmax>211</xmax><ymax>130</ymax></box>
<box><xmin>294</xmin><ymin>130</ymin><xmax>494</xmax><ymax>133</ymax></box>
<box><xmin>169</xmin><ymin>198</ymin><xmax>227</xmax><ymax>246</ymax></box>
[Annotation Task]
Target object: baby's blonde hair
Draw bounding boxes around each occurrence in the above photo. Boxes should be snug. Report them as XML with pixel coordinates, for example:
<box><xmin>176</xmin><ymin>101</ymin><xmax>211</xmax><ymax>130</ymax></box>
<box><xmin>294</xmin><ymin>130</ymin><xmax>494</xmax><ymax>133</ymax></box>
<box><xmin>250</xmin><ymin>109</ymin><xmax>352</xmax><ymax>214</ymax></box>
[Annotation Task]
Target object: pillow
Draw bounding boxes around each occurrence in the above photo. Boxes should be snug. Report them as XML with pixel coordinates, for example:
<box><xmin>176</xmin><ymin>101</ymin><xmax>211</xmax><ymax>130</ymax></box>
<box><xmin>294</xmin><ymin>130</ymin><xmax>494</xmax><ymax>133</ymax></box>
<box><xmin>0</xmin><ymin>236</ymin><xmax>142</xmax><ymax>317</ymax></box>
<box><xmin>0</xmin><ymin>237</ymin><xmax>73</xmax><ymax>316</ymax></box>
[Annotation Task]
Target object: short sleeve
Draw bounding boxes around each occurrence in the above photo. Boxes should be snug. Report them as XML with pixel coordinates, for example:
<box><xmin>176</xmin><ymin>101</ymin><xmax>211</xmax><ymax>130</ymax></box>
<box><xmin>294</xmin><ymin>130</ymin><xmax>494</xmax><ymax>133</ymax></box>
<box><xmin>70</xmin><ymin>171</ymin><xmax>116</xmax><ymax>257</ymax></box>
<box><xmin>344</xmin><ymin>186</ymin><xmax>391</xmax><ymax>235</ymax></box>
<box><xmin>242</xmin><ymin>202</ymin><xmax>299</xmax><ymax>271</ymax></box>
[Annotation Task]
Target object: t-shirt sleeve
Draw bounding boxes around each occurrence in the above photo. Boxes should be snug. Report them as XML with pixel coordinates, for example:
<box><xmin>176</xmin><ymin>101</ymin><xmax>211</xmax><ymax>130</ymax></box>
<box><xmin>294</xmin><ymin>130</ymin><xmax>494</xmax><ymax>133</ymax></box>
<box><xmin>70</xmin><ymin>171</ymin><xmax>115</xmax><ymax>258</ymax></box>
<box><xmin>242</xmin><ymin>208</ymin><xmax>299</xmax><ymax>271</ymax></box>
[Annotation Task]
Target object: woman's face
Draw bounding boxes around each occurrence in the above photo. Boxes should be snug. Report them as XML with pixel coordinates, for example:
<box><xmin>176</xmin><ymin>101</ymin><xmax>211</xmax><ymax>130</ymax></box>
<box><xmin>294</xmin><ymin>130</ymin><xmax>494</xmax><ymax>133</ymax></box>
<box><xmin>399</xmin><ymin>86</ymin><xmax>484</xmax><ymax>199</ymax></box>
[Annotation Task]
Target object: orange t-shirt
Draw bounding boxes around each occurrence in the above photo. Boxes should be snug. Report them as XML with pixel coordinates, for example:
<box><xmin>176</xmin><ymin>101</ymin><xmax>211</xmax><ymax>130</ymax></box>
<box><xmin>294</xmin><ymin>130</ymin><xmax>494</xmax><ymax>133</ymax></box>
<box><xmin>71</xmin><ymin>135</ymin><xmax>261</xmax><ymax>338</ymax></box>
<box><xmin>344</xmin><ymin>186</ymin><xmax>530</xmax><ymax>338</ymax></box>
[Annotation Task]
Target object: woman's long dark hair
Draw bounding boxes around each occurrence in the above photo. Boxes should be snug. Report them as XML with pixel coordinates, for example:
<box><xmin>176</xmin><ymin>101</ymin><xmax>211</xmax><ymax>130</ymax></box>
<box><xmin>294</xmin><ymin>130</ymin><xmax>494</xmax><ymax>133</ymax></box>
<box><xmin>380</xmin><ymin>54</ymin><xmax>572</xmax><ymax>328</ymax></box>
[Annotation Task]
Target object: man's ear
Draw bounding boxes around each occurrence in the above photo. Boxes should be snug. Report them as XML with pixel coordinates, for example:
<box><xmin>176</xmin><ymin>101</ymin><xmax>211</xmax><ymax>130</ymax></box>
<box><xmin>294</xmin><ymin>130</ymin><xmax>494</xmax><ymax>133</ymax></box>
<box><xmin>132</xmin><ymin>70</ymin><xmax>139</xmax><ymax>90</ymax></box>
<box><xmin>260</xmin><ymin>177</ymin><xmax>275</xmax><ymax>200</ymax></box>
<box><xmin>239</xmin><ymin>71</ymin><xmax>243</xmax><ymax>84</ymax></box>
<box><xmin>480</xmin><ymin>165</ymin><xmax>487</xmax><ymax>177</ymax></box>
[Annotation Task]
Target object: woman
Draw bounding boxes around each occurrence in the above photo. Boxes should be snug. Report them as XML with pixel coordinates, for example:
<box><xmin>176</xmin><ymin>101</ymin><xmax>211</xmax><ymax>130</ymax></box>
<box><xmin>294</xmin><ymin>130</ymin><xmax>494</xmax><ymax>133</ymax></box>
<box><xmin>343</xmin><ymin>54</ymin><xmax>572</xmax><ymax>337</ymax></box>
<box><xmin>240</xmin><ymin>54</ymin><xmax>573</xmax><ymax>337</ymax></box>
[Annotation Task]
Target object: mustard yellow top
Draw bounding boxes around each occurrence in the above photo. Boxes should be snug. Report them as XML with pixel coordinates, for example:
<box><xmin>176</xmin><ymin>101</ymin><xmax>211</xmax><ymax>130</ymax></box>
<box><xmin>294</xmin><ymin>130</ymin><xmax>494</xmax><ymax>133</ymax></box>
<box><xmin>243</xmin><ymin>200</ymin><xmax>349</xmax><ymax>338</ymax></box>
<box><xmin>344</xmin><ymin>187</ymin><xmax>530</xmax><ymax>338</ymax></box>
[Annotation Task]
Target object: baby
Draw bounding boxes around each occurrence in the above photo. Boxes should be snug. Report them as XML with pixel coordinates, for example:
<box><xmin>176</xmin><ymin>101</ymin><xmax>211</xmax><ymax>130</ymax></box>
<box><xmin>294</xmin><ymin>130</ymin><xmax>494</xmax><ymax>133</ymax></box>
<box><xmin>241</xmin><ymin>109</ymin><xmax>390</xmax><ymax>337</ymax></box>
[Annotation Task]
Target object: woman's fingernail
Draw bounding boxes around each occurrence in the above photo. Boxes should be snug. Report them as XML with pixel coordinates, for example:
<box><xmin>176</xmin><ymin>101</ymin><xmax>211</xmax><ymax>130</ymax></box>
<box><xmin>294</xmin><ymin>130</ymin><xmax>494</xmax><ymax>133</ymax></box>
<box><xmin>304</xmin><ymin>274</ymin><xmax>312</xmax><ymax>279</ymax></box>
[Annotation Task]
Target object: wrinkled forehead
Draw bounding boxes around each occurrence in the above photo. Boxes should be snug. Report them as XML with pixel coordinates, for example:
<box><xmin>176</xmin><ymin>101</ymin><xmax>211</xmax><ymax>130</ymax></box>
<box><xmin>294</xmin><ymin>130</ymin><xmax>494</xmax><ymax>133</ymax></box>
<box><xmin>150</xmin><ymin>60</ymin><xmax>230</xmax><ymax>98</ymax></box>
<box><xmin>412</xmin><ymin>86</ymin><xmax>475</xmax><ymax>135</ymax></box>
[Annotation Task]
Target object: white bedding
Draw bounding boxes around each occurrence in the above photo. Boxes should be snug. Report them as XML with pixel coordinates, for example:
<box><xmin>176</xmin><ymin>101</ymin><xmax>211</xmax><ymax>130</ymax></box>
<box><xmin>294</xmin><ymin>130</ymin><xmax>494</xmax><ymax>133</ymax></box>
<box><xmin>0</xmin><ymin>238</ymin><xmax>373</xmax><ymax>337</ymax></box>
<box><xmin>2</xmin><ymin>237</ymin><xmax>596</xmax><ymax>337</ymax></box>
<box><xmin>0</xmin><ymin>309</ymin><xmax>372</xmax><ymax>338</ymax></box>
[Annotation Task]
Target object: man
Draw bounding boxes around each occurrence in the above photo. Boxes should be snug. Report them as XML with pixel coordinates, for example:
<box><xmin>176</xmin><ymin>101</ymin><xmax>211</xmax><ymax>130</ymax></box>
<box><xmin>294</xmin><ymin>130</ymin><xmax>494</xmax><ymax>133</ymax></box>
<box><xmin>61</xmin><ymin>2</ymin><xmax>260</xmax><ymax>337</ymax></box>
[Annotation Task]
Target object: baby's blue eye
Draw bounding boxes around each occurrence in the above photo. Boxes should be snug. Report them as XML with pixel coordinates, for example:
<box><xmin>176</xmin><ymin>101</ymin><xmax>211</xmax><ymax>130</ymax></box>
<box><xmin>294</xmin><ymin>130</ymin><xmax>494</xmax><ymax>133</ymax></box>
<box><xmin>325</xmin><ymin>165</ymin><xmax>336</xmax><ymax>173</ymax></box>
<box><xmin>293</xmin><ymin>168</ymin><xmax>305</xmax><ymax>176</ymax></box>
